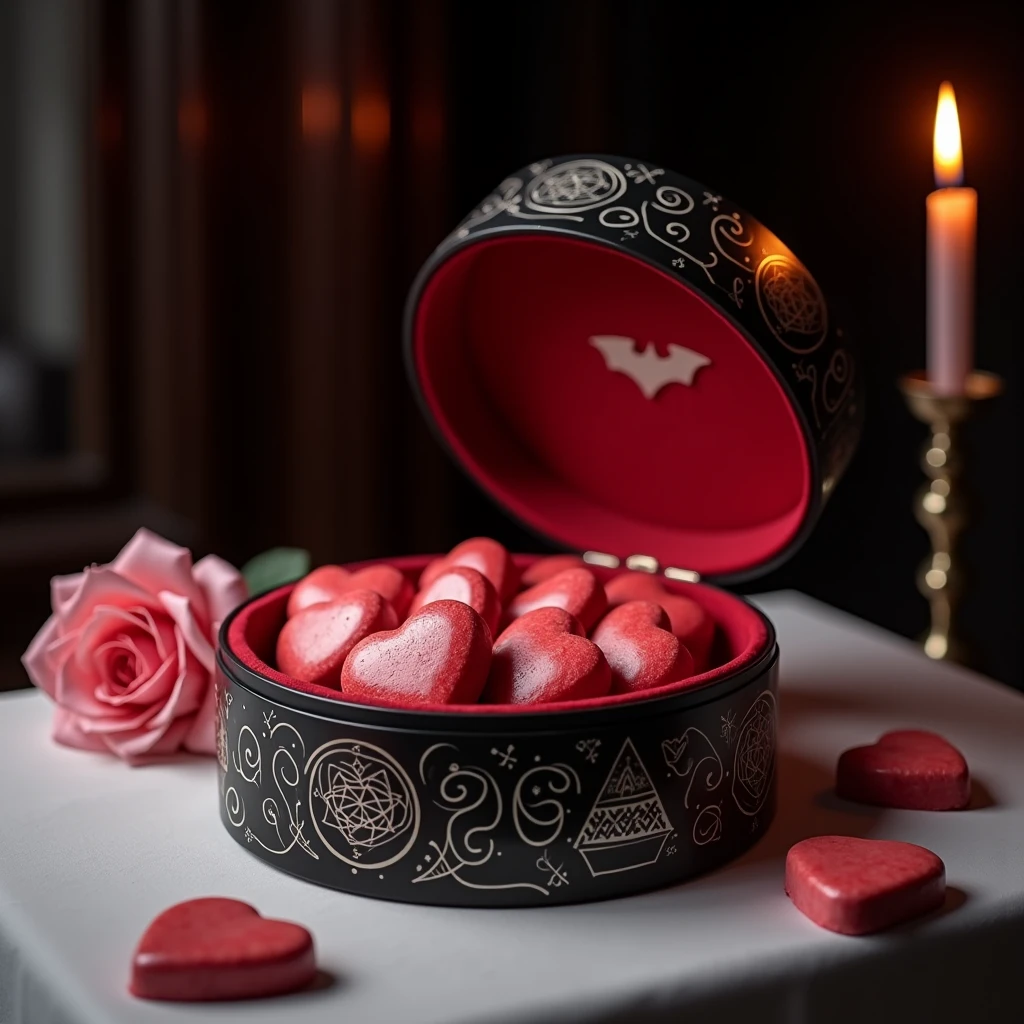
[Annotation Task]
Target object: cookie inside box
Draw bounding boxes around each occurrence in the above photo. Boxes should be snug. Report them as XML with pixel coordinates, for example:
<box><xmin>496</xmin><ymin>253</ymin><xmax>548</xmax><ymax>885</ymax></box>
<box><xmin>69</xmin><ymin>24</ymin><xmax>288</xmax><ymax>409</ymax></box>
<box><xmin>225</xmin><ymin>555</ymin><xmax>769</xmax><ymax>714</ymax></box>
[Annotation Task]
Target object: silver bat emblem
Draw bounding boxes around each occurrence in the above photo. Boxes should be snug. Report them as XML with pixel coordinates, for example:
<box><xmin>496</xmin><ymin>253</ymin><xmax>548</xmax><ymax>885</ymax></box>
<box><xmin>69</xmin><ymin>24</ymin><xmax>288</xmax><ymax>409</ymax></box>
<box><xmin>589</xmin><ymin>335</ymin><xmax>712</xmax><ymax>399</ymax></box>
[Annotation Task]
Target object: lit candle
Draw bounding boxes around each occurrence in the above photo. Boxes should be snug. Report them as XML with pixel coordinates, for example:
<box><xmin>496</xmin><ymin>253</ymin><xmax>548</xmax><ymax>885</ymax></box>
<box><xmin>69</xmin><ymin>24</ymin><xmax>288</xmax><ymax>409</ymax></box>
<box><xmin>927</xmin><ymin>82</ymin><xmax>976</xmax><ymax>395</ymax></box>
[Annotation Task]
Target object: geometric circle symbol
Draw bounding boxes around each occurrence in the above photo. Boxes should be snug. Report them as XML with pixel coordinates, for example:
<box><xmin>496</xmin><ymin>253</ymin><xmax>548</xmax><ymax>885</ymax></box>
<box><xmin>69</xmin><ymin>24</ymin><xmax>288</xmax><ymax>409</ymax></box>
<box><xmin>755</xmin><ymin>254</ymin><xmax>827</xmax><ymax>354</ymax></box>
<box><xmin>731</xmin><ymin>691</ymin><xmax>777</xmax><ymax>816</ymax></box>
<box><xmin>526</xmin><ymin>159</ymin><xmax>627</xmax><ymax>214</ymax></box>
<box><xmin>307</xmin><ymin>739</ymin><xmax>420</xmax><ymax>869</ymax></box>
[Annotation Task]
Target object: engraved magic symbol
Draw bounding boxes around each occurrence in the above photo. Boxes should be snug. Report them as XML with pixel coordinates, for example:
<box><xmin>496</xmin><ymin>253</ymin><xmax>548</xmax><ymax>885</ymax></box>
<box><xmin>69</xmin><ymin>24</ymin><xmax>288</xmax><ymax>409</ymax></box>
<box><xmin>589</xmin><ymin>335</ymin><xmax>712</xmax><ymax>399</ymax></box>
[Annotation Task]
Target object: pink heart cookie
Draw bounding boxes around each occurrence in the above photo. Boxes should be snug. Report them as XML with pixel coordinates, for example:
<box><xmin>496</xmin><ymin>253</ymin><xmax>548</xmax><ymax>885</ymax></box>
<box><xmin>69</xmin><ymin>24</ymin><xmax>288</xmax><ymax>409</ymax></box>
<box><xmin>408</xmin><ymin>565</ymin><xmax>501</xmax><ymax>635</ymax></box>
<box><xmin>419</xmin><ymin>537</ymin><xmax>520</xmax><ymax>604</ymax></box>
<box><xmin>130</xmin><ymin>898</ymin><xmax>316</xmax><ymax>1001</ymax></box>
<box><xmin>507</xmin><ymin>567</ymin><xmax>607</xmax><ymax>632</ymax></box>
<box><xmin>341</xmin><ymin>599</ymin><xmax>492</xmax><ymax>706</ymax></box>
<box><xmin>287</xmin><ymin>563</ymin><xmax>413</xmax><ymax>618</ymax></box>
<box><xmin>276</xmin><ymin>590</ymin><xmax>398</xmax><ymax>687</ymax></box>
<box><xmin>605</xmin><ymin>572</ymin><xmax>715</xmax><ymax>672</ymax></box>
<box><xmin>519</xmin><ymin>555</ymin><xmax>587</xmax><ymax>588</ymax></box>
<box><xmin>785</xmin><ymin>835</ymin><xmax>946</xmax><ymax>935</ymax></box>
<box><xmin>836</xmin><ymin>730</ymin><xmax>971</xmax><ymax>810</ymax></box>
<box><xmin>591</xmin><ymin>600</ymin><xmax>694</xmax><ymax>694</ymax></box>
<box><xmin>485</xmin><ymin>606</ymin><xmax>611</xmax><ymax>705</ymax></box>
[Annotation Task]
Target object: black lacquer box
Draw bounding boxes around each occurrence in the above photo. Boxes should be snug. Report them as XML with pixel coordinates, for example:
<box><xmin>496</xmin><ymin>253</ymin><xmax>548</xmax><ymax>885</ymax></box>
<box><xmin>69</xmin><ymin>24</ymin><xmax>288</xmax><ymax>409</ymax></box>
<box><xmin>215</xmin><ymin>155</ymin><xmax>862</xmax><ymax>907</ymax></box>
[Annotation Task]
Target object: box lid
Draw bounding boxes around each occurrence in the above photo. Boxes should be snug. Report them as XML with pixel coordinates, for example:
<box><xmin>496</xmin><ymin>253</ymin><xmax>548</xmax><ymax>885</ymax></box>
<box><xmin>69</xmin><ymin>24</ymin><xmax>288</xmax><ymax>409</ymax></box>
<box><xmin>403</xmin><ymin>156</ymin><xmax>862</xmax><ymax>583</ymax></box>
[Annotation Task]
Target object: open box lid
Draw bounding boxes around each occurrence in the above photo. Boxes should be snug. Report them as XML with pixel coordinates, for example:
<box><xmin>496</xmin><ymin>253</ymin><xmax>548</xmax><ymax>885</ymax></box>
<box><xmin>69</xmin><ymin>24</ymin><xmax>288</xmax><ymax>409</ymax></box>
<box><xmin>404</xmin><ymin>156</ymin><xmax>862</xmax><ymax>584</ymax></box>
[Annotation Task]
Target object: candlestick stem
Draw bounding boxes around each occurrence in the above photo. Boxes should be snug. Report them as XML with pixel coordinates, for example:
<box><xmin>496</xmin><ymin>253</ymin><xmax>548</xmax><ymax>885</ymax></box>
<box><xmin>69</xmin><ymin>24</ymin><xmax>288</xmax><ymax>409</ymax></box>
<box><xmin>899</xmin><ymin>372</ymin><xmax>1002</xmax><ymax>664</ymax></box>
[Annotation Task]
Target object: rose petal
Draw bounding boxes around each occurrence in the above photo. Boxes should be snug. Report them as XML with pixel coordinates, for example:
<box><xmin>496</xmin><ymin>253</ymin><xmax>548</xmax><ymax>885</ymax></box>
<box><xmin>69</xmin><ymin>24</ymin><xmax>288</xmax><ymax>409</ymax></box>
<box><xmin>52</xmin><ymin>708</ymin><xmax>110</xmax><ymax>753</ymax></box>
<box><xmin>194</xmin><ymin>554</ymin><xmax>247</xmax><ymax>633</ymax></box>
<box><xmin>95</xmin><ymin>648</ymin><xmax>178</xmax><ymax>708</ymax></box>
<box><xmin>159</xmin><ymin>591</ymin><xmax>215</xmax><ymax>674</ymax></box>
<box><xmin>100</xmin><ymin>713</ymin><xmax>193</xmax><ymax>763</ymax></box>
<box><xmin>74</xmin><ymin>700</ymin><xmax>163</xmax><ymax>734</ymax></box>
<box><xmin>183</xmin><ymin>674</ymin><xmax>218</xmax><ymax>755</ymax></box>
<box><xmin>22</xmin><ymin>616</ymin><xmax>70</xmax><ymax>698</ymax></box>
<box><xmin>73</xmin><ymin>604</ymin><xmax>157</xmax><ymax>677</ymax></box>
<box><xmin>59</xmin><ymin>568</ymin><xmax>163</xmax><ymax>634</ymax></box>
<box><xmin>111</xmin><ymin>529</ymin><xmax>210</xmax><ymax>628</ymax></box>
<box><xmin>147</xmin><ymin>626</ymin><xmax>208</xmax><ymax>727</ymax></box>
<box><xmin>134</xmin><ymin>605</ymin><xmax>172</xmax><ymax>662</ymax></box>
<box><xmin>51</xmin><ymin>571</ymin><xmax>87</xmax><ymax>617</ymax></box>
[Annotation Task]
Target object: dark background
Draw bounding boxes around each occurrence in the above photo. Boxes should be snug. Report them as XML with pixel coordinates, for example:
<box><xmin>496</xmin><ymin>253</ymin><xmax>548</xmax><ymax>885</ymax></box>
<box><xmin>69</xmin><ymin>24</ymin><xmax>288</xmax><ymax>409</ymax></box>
<box><xmin>0</xmin><ymin>0</ymin><xmax>1020</xmax><ymax>689</ymax></box>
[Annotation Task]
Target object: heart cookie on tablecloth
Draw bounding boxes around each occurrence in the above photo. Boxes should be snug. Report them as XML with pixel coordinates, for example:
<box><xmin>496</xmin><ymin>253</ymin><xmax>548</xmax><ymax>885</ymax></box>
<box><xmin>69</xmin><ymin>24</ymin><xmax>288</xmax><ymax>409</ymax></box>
<box><xmin>785</xmin><ymin>835</ymin><xmax>946</xmax><ymax>935</ymax></box>
<box><xmin>836</xmin><ymin>729</ymin><xmax>971</xmax><ymax>810</ymax></box>
<box><xmin>130</xmin><ymin>898</ymin><xmax>316</xmax><ymax>1001</ymax></box>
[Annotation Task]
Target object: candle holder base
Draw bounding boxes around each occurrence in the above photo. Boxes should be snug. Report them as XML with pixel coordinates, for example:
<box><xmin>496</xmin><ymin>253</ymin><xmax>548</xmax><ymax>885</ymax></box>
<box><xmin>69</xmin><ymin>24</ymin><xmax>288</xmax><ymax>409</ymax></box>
<box><xmin>899</xmin><ymin>371</ymin><xmax>1002</xmax><ymax>665</ymax></box>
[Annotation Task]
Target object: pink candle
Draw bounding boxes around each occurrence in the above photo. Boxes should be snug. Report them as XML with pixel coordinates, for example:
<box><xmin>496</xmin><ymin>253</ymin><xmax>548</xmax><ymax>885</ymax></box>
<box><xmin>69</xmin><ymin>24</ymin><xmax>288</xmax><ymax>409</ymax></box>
<box><xmin>927</xmin><ymin>82</ymin><xmax>976</xmax><ymax>396</ymax></box>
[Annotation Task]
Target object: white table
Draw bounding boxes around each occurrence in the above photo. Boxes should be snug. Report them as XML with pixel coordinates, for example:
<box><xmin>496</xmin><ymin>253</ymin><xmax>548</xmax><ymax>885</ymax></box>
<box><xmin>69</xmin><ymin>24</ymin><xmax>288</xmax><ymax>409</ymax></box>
<box><xmin>2</xmin><ymin>592</ymin><xmax>1023</xmax><ymax>1024</ymax></box>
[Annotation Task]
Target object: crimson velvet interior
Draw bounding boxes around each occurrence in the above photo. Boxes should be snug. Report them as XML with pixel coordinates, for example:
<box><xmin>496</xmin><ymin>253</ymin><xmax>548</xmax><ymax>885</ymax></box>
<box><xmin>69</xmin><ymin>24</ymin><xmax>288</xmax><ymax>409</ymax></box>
<box><xmin>226</xmin><ymin>556</ymin><xmax>769</xmax><ymax>714</ymax></box>
<box><xmin>412</xmin><ymin>236</ymin><xmax>811</xmax><ymax>578</ymax></box>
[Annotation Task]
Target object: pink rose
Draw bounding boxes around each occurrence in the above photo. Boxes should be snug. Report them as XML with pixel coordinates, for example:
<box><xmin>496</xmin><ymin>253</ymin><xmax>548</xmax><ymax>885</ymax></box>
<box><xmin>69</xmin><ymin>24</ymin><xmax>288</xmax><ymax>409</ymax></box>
<box><xmin>22</xmin><ymin>529</ymin><xmax>247</xmax><ymax>765</ymax></box>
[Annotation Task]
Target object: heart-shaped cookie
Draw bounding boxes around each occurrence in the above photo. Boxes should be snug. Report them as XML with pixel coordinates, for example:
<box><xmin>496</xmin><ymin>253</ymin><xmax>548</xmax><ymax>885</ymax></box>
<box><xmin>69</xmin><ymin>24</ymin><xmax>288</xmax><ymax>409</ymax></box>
<box><xmin>286</xmin><ymin>565</ymin><xmax>350</xmax><ymax>617</ymax></box>
<box><xmin>276</xmin><ymin>590</ymin><xmax>398</xmax><ymax>687</ymax></box>
<box><xmin>408</xmin><ymin>565</ymin><xmax>501</xmax><ymax>634</ymax></box>
<box><xmin>591</xmin><ymin>600</ymin><xmax>695</xmax><ymax>694</ymax></box>
<box><xmin>484</xmin><ymin>606</ymin><xmax>611</xmax><ymax>705</ymax></box>
<box><xmin>341</xmin><ymin>599</ymin><xmax>492</xmax><ymax>706</ymax></box>
<box><xmin>836</xmin><ymin>730</ymin><xmax>971</xmax><ymax>810</ymax></box>
<box><xmin>507</xmin><ymin>567</ymin><xmax>607</xmax><ymax>632</ymax></box>
<box><xmin>519</xmin><ymin>554</ymin><xmax>586</xmax><ymax>588</ymax></box>
<box><xmin>605</xmin><ymin>572</ymin><xmax>715</xmax><ymax>672</ymax></box>
<box><xmin>419</xmin><ymin>537</ymin><xmax>519</xmax><ymax>603</ymax></box>
<box><xmin>785</xmin><ymin>836</ymin><xmax>946</xmax><ymax>935</ymax></box>
<box><xmin>130</xmin><ymin>897</ymin><xmax>316</xmax><ymax>1001</ymax></box>
<box><xmin>287</xmin><ymin>563</ymin><xmax>413</xmax><ymax>618</ymax></box>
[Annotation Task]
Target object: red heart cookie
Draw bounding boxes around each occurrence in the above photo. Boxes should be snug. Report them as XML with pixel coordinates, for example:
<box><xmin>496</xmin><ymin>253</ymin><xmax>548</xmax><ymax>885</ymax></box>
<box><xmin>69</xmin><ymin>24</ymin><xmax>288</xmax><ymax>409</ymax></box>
<box><xmin>484</xmin><ymin>606</ymin><xmax>611</xmax><ymax>705</ymax></box>
<box><xmin>605</xmin><ymin>572</ymin><xmax>715</xmax><ymax>671</ymax></box>
<box><xmin>591</xmin><ymin>600</ymin><xmax>695</xmax><ymax>695</ymax></box>
<box><xmin>276</xmin><ymin>590</ymin><xmax>398</xmax><ymax>687</ymax></box>
<box><xmin>286</xmin><ymin>565</ymin><xmax>350</xmax><ymax>617</ymax></box>
<box><xmin>287</xmin><ymin>563</ymin><xmax>413</xmax><ymax>618</ymax></box>
<box><xmin>341</xmin><ymin>599</ymin><xmax>492</xmax><ymax>706</ymax></box>
<box><xmin>519</xmin><ymin>554</ymin><xmax>586</xmax><ymax>588</ymax></box>
<box><xmin>130</xmin><ymin>897</ymin><xmax>316</xmax><ymax>1001</ymax></box>
<box><xmin>836</xmin><ymin>730</ymin><xmax>971</xmax><ymax>810</ymax></box>
<box><xmin>408</xmin><ymin>565</ymin><xmax>501</xmax><ymax>635</ymax></box>
<box><xmin>785</xmin><ymin>836</ymin><xmax>946</xmax><ymax>935</ymax></box>
<box><xmin>507</xmin><ymin>567</ymin><xmax>607</xmax><ymax>632</ymax></box>
<box><xmin>419</xmin><ymin>537</ymin><xmax>520</xmax><ymax>603</ymax></box>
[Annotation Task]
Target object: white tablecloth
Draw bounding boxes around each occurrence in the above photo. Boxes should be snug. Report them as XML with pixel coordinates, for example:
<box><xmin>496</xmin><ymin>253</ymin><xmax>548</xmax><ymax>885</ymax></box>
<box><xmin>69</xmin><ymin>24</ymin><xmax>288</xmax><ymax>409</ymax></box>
<box><xmin>1</xmin><ymin>592</ymin><xmax>1023</xmax><ymax>1024</ymax></box>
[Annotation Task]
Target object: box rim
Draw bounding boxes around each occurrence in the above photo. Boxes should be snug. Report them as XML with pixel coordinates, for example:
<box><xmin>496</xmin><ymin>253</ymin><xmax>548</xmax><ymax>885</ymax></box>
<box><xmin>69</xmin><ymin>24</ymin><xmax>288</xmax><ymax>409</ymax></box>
<box><xmin>217</xmin><ymin>586</ymin><xmax>778</xmax><ymax>733</ymax></box>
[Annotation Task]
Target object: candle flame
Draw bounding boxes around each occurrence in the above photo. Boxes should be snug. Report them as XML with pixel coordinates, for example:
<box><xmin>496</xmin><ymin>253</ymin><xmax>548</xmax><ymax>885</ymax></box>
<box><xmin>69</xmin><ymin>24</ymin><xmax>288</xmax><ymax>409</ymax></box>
<box><xmin>933</xmin><ymin>81</ymin><xmax>963</xmax><ymax>187</ymax></box>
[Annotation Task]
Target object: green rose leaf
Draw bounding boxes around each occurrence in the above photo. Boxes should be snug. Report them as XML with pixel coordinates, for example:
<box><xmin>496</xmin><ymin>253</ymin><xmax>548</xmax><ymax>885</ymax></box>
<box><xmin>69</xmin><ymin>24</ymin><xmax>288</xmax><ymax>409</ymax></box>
<box><xmin>241</xmin><ymin>547</ymin><xmax>311</xmax><ymax>596</ymax></box>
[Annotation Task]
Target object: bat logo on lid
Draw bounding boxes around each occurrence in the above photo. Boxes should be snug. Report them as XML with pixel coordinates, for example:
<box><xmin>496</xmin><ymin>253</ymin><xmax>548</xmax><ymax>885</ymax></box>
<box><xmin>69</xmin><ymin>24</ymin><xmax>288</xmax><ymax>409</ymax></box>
<box><xmin>589</xmin><ymin>336</ymin><xmax>712</xmax><ymax>399</ymax></box>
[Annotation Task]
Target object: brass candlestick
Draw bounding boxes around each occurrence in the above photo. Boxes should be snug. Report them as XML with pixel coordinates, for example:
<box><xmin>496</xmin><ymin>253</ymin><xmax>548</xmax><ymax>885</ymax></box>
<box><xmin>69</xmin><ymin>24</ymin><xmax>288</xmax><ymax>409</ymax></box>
<box><xmin>899</xmin><ymin>371</ymin><xmax>1003</xmax><ymax>664</ymax></box>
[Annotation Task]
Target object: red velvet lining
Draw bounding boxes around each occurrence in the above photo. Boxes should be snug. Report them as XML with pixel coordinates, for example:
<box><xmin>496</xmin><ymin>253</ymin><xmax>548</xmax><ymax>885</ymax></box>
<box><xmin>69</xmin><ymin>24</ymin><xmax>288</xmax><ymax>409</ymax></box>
<box><xmin>412</xmin><ymin>236</ymin><xmax>811</xmax><ymax>578</ymax></box>
<box><xmin>225</xmin><ymin>555</ymin><xmax>769</xmax><ymax>714</ymax></box>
